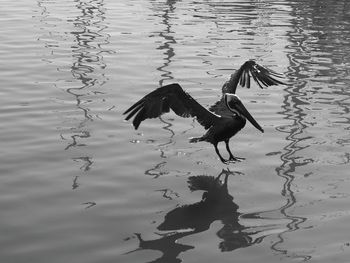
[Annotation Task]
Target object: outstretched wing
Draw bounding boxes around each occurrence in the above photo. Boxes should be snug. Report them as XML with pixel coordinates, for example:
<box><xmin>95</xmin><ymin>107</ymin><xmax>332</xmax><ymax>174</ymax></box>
<box><xmin>222</xmin><ymin>60</ymin><xmax>286</xmax><ymax>94</ymax></box>
<box><xmin>123</xmin><ymin>83</ymin><xmax>221</xmax><ymax>130</ymax></box>
<box><xmin>211</xmin><ymin>60</ymin><xmax>286</xmax><ymax>116</ymax></box>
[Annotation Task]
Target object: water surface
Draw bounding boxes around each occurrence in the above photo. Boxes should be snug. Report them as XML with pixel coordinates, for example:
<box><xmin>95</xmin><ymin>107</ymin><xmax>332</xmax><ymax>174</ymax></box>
<box><xmin>0</xmin><ymin>0</ymin><xmax>350</xmax><ymax>262</ymax></box>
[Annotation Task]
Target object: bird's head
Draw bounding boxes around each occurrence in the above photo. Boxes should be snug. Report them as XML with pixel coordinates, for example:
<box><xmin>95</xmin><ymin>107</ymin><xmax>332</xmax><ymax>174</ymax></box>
<box><xmin>224</xmin><ymin>93</ymin><xmax>264</xmax><ymax>133</ymax></box>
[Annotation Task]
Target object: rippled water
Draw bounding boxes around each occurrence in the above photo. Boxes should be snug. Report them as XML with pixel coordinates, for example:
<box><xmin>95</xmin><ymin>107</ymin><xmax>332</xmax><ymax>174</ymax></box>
<box><xmin>1</xmin><ymin>0</ymin><xmax>350</xmax><ymax>262</ymax></box>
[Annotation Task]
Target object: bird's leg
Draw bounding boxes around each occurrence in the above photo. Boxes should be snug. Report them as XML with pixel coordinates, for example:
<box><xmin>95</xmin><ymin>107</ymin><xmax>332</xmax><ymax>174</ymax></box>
<box><xmin>214</xmin><ymin>143</ymin><xmax>228</xmax><ymax>163</ymax></box>
<box><xmin>225</xmin><ymin>140</ymin><xmax>245</xmax><ymax>162</ymax></box>
<box><xmin>225</xmin><ymin>140</ymin><xmax>236</xmax><ymax>161</ymax></box>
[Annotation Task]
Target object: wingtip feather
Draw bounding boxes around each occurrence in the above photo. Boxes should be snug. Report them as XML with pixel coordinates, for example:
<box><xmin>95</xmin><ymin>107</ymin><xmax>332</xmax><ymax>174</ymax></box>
<box><xmin>133</xmin><ymin>108</ymin><xmax>146</xmax><ymax>130</ymax></box>
<box><xmin>124</xmin><ymin>103</ymin><xmax>143</xmax><ymax>121</ymax></box>
<box><xmin>123</xmin><ymin>99</ymin><xmax>144</xmax><ymax>115</ymax></box>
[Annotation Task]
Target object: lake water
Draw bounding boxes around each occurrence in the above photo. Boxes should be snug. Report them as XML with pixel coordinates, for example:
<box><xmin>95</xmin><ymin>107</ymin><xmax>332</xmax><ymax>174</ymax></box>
<box><xmin>1</xmin><ymin>0</ymin><xmax>350</xmax><ymax>262</ymax></box>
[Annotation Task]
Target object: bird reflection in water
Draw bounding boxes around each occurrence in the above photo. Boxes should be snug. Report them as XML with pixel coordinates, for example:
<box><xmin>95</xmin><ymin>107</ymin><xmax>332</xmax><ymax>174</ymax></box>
<box><xmin>127</xmin><ymin>169</ymin><xmax>261</xmax><ymax>262</ymax></box>
<box><xmin>124</xmin><ymin>61</ymin><xmax>285</xmax><ymax>163</ymax></box>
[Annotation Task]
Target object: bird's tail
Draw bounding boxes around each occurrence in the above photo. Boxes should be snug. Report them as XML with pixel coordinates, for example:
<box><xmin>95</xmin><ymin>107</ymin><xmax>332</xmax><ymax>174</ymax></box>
<box><xmin>189</xmin><ymin>137</ymin><xmax>204</xmax><ymax>143</ymax></box>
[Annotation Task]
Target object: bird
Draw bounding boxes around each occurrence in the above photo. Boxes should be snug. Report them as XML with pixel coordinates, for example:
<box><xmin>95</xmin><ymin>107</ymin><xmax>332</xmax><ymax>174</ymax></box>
<box><xmin>123</xmin><ymin>60</ymin><xmax>285</xmax><ymax>163</ymax></box>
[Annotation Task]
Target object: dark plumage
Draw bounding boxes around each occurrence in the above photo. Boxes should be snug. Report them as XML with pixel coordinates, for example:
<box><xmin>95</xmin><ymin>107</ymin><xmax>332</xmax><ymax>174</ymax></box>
<box><xmin>222</xmin><ymin>60</ymin><xmax>285</xmax><ymax>94</ymax></box>
<box><xmin>124</xmin><ymin>83</ymin><xmax>218</xmax><ymax>130</ymax></box>
<box><xmin>210</xmin><ymin>60</ymin><xmax>285</xmax><ymax>117</ymax></box>
<box><xmin>123</xmin><ymin>60</ymin><xmax>285</xmax><ymax>163</ymax></box>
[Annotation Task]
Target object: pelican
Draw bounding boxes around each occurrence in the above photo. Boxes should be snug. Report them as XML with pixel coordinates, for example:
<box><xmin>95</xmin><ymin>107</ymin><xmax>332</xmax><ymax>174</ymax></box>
<box><xmin>123</xmin><ymin>60</ymin><xmax>285</xmax><ymax>163</ymax></box>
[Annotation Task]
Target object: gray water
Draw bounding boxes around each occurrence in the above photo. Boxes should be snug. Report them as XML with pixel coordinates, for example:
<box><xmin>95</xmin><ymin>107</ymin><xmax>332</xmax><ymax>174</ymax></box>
<box><xmin>1</xmin><ymin>0</ymin><xmax>350</xmax><ymax>262</ymax></box>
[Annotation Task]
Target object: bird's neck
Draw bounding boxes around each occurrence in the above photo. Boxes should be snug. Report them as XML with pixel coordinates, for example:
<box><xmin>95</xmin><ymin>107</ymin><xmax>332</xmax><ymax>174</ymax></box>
<box><xmin>221</xmin><ymin>69</ymin><xmax>242</xmax><ymax>94</ymax></box>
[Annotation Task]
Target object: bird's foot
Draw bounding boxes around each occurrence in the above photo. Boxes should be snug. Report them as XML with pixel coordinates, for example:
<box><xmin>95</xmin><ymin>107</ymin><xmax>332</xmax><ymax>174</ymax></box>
<box><xmin>220</xmin><ymin>158</ymin><xmax>237</xmax><ymax>164</ymax></box>
<box><xmin>220</xmin><ymin>158</ymin><xmax>229</xmax><ymax>164</ymax></box>
<box><xmin>228</xmin><ymin>155</ymin><xmax>245</xmax><ymax>162</ymax></box>
<box><xmin>219</xmin><ymin>156</ymin><xmax>245</xmax><ymax>164</ymax></box>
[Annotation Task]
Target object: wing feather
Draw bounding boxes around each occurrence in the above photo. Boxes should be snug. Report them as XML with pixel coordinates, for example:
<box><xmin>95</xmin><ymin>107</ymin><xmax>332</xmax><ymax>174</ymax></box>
<box><xmin>124</xmin><ymin>103</ymin><xmax>143</xmax><ymax>121</ymax></box>
<box><xmin>133</xmin><ymin>108</ymin><xmax>146</xmax><ymax>129</ymax></box>
<box><xmin>123</xmin><ymin>83</ymin><xmax>220</xmax><ymax>130</ymax></box>
<box><xmin>250</xmin><ymin>69</ymin><xmax>264</xmax><ymax>89</ymax></box>
<box><xmin>246</xmin><ymin>69</ymin><xmax>251</xmax><ymax>89</ymax></box>
<box><xmin>222</xmin><ymin>60</ymin><xmax>286</xmax><ymax>93</ymax></box>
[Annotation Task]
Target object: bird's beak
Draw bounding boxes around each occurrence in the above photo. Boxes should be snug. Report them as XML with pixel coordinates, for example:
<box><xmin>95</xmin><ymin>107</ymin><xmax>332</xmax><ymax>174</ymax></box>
<box><xmin>236</xmin><ymin>102</ymin><xmax>264</xmax><ymax>133</ymax></box>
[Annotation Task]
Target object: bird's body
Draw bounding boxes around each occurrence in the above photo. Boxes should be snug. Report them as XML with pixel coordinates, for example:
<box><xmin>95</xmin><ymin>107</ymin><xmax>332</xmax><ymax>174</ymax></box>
<box><xmin>190</xmin><ymin>114</ymin><xmax>245</xmax><ymax>145</ymax></box>
<box><xmin>189</xmin><ymin>114</ymin><xmax>247</xmax><ymax>163</ymax></box>
<box><xmin>123</xmin><ymin>60</ymin><xmax>285</xmax><ymax>163</ymax></box>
